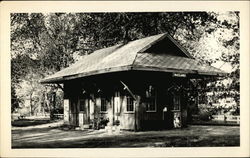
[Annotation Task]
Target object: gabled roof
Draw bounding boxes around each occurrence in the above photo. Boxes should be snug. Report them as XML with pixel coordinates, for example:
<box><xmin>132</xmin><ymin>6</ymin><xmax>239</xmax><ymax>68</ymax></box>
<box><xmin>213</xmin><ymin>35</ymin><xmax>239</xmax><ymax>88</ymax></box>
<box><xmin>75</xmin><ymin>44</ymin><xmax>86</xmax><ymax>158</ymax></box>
<box><xmin>41</xmin><ymin>33</ymin><xmax>226</xmax><ymax>83</ymax></box>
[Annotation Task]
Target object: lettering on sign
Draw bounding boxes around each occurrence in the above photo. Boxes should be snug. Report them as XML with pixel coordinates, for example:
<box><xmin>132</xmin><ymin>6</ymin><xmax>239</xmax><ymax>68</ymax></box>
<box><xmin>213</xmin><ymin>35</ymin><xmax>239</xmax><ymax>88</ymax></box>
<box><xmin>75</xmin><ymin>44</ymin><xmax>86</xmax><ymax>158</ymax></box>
<box><xmin>173</xmin><ymin>73</ymin><xmax>186</xmax><ymax>77</ymax></box>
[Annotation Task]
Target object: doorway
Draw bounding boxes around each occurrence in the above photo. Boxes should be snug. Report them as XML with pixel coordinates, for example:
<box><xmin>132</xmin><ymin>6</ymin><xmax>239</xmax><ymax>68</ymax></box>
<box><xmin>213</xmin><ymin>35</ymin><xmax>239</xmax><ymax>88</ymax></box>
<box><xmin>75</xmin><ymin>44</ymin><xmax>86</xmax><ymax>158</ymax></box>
<box><xmin>163</xmin><ymin>106</ymin><xmax>173</xmax><ymax>129</ymax></box>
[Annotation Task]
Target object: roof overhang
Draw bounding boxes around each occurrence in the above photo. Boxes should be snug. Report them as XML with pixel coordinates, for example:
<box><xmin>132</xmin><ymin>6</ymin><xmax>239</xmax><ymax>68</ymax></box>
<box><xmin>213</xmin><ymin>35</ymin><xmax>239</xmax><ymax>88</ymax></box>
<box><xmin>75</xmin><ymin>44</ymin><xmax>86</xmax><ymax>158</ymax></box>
<box><xmin>40</xmin><ymin>65</ymin><xmax>227</xmax><ymax>84</ymax></box>
<box><xmin>40</xmin><ymin>33</ymin><xmax>227</xmax><ymax>84</ymax></box>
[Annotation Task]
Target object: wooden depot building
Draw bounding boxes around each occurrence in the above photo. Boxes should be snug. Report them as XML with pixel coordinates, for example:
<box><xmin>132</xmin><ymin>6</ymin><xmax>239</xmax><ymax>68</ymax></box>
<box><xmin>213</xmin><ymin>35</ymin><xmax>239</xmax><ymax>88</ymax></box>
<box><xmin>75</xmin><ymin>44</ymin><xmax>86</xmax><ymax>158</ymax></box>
<box><xmin>41</xmin><ymin>33</ymin><xmax>225</xmax><ymax>131</ymax></box>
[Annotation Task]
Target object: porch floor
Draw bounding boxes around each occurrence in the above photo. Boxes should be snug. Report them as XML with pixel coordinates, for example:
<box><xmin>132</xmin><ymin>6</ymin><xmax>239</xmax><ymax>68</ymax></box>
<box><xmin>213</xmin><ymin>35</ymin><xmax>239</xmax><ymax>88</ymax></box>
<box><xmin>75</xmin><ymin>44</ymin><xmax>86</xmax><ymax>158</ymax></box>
<box><xmin>12</xmin><ymin>121</ymin><xmax>239</xmax><ymax>148</ymax></box>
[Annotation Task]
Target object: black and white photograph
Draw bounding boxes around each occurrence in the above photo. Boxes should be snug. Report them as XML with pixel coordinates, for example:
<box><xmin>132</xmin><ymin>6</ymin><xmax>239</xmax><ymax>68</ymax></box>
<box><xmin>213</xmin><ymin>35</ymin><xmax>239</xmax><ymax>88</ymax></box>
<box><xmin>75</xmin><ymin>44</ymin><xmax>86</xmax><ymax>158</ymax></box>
<box><xmin>0</xmin><ymin>1</ymin><xmax>249</xmax><ymax>157</ymax></box>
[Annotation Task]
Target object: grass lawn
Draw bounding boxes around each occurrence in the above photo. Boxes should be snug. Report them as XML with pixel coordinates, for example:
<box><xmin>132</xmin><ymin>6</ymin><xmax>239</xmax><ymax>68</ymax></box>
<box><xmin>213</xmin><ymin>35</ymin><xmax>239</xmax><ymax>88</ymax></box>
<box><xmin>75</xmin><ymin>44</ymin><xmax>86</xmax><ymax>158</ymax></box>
<box><xmin>12</xmin><ymin>123</ymin><xmax>239</xmax><ymax>148</ymax></box>
<box><xmin>11</xmin><ymin>119</ymin><xmax>54</xmax><ymax>127</ymax></box>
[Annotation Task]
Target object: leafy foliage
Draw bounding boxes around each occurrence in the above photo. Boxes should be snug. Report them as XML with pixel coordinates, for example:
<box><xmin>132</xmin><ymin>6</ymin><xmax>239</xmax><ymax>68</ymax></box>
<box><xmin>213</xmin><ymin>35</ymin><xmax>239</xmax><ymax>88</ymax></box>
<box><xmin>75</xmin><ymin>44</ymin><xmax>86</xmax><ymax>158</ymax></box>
<box><xmin>11</xmin><ymin>12</ymin><xmax>239</xmax><ymax>116</ymax></box>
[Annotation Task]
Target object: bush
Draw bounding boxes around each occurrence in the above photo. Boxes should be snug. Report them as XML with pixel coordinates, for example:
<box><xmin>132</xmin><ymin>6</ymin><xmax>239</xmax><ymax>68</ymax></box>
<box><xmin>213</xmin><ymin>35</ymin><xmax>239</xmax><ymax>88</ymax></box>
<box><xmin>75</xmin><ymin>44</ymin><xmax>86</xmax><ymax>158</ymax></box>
<box><xmin>114</xmin><ymin>120</ymin><xmax>120</xmax><ymax>126</ymax></box>
<box><xmin>99</xmin><ymin>118</ymin><xmax>109</xmax><ymax>128</ymax></box>
<box><xmin>91</xmin><ymin>117</ymin><xmax>109</xmax><ymax>130</ymax></box>
<box><xmin>198</xmin><ymin>112</ymin><xmax>212</xmax><ymax>121</ymax></box>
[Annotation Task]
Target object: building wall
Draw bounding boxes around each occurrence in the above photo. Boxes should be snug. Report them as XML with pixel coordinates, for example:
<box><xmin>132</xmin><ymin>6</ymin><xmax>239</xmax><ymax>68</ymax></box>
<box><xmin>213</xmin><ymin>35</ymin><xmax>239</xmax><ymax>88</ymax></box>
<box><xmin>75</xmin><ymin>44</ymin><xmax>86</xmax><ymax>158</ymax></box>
<box><xmin>63</xmin><ymin>71</ymin><xmax>189</xmax><ymax>131</ymax></box>
<box><xmin>119</xmin><ymin>94</ymin><xmax>135</xmax><ymax>130</ymax></box>
<box><xmin>63</xmin><ymin>99</ymin><xmax>69</xmax><ymax>124</ymax></box>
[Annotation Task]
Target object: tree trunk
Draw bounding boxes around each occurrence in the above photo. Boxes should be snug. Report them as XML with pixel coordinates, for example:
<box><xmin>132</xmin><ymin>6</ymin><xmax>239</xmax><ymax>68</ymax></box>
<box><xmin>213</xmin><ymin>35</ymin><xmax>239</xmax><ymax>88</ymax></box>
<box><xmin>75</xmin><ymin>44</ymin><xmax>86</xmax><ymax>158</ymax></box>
<box><xmin>44</xmin><ymin>92</ymin><xmax>50</xmax><ymax>116</ymax></box>
<box><xmin>50</xmin><ymin>92</ymin><xmax>56</xmax><ymax>120</ymax></box>
<box><xmin>29</xmin><ymin>93</ymin><xmax>33</xmax><ymax>116</ymax></box>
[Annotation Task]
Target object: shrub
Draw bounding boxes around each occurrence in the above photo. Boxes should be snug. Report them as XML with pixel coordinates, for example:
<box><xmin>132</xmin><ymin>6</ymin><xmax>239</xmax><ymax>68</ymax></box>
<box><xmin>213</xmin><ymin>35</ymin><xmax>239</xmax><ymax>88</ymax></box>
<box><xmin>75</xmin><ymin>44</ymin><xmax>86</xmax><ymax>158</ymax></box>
<box><xmin>198</xmin><ymin>112</ymin><xmax>212</xmax><ymax>121</ymax></box>
<box><xmin>114</xmin><ymin>120</ymin><xmax>120</xmax><ymax>126</ymax></box>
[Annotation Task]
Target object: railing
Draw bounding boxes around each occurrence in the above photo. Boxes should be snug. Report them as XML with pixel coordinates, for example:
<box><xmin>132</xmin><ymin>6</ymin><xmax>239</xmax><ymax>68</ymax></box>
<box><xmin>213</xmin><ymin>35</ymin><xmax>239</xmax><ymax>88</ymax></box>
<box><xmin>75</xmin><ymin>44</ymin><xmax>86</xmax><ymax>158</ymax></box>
<box><xmin>212</xmin><ymin>115</ymin><xmax>240</xmax><ymax>124</ymax></box>
<box><xmin>53</xmin><ymin>114</ymin><xmax>64</xmax><ymax>119</ymax></box>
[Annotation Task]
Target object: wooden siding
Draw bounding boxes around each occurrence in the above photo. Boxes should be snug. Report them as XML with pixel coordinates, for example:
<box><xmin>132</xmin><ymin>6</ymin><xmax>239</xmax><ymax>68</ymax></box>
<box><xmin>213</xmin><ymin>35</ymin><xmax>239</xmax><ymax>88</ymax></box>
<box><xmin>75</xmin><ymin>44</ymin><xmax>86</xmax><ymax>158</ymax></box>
<box><xmin>120</xmin><ymin>94</ymin><xmax>135</xmax><ymax>130</ymax></box>
<box><xmin>63</xmin><ymin>71</ymin><xmax>189</xmax><ymax>131</ymax></box>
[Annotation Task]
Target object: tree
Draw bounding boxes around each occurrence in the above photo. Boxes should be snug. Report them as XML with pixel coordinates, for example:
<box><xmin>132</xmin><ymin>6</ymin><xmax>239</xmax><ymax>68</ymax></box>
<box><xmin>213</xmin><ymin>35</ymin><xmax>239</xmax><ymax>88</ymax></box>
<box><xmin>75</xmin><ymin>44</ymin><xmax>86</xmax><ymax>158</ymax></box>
<box><xmin>11</xmin><ymin>12</ymin><xmax>239</xmax><ymax>117</ymax></box>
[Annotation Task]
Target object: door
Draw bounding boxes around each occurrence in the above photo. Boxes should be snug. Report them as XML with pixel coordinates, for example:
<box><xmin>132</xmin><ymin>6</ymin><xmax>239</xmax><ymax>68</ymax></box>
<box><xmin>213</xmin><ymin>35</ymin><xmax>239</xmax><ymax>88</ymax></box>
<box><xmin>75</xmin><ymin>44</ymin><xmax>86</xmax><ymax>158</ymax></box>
<box><xmin>163</xmin><ymin>107</ymin><xmax>173</xmax><ymax>129</ymax></box>
<box><xmin>70</xmin><ymin>98</ymin><xmax>79</xmax><ymax>126</ymax></box>
<box><xmin>84</xmin><ymin>99</ymin><xmax>90</xmax><ymax>124</ymax></box>
<box><xmin>172</xmin><ymin>95</ymin><xmax>182</xmax><ymax>128</ymax></box>
<box><xmin>163</xmin><ymin>92</ymin><xmax>174</xmax><ymax>129</ymax></box>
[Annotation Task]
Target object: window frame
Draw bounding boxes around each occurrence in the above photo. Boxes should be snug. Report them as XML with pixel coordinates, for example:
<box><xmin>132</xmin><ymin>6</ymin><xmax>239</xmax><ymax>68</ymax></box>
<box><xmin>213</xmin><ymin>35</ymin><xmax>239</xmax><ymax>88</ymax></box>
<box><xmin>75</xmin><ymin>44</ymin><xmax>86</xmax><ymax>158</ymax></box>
<box><xmin>145</xmin><ymin>85</ymin><xmax>157</xmax><ymax>112</ymax></box>
<box><xmin>146</xmin><ymin>98</ymin><xmax>157</xmax><ymax>112</ymax></box>
<box><xmin>70</xmin><ymin>99</ymin><xmax>79</xmax><ymax>113</ymax></box>
<box><xmin>126</xmin><ymin>95</ymin><xmax>134</xmax><ymax>112</ymax></box>
<box><xmin>100</xmin><ymin>97</ymin><xmax>107</xmax><ymax>112</ymax></box>
<box><xmin>79</xmin><ymin>99</ymin><xmax>86</xmax><ymax>112</ymax></box>
<box><xmin>173</xmin><ymin>95</ymin><xmax>181</xmax><ymax>111</ymax></box>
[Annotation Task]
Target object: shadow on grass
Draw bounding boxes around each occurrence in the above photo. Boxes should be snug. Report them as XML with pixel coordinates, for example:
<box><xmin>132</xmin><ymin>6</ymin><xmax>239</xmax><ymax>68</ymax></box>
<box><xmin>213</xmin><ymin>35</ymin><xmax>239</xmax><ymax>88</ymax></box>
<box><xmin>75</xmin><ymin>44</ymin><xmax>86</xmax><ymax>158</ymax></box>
<box><xmin>12</xmin><ymin>135</ymin><xmax>240</xmax><ymax>148</ymax></box>
<box><xmin>11</xmin><ymin>119</ymin><xmax>56</xmax><ymax>127</ymax></box>
<box><xmin>12</xmin><ymin>125</ymin><xmax>240</xmax><ymax>148</ymax></box>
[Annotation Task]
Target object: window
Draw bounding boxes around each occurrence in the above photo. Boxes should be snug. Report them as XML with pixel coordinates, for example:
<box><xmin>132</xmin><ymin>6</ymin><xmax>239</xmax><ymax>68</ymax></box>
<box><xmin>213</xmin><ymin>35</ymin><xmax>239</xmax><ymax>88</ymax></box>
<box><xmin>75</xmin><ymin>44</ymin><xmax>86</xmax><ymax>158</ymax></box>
<box><xmin>146</xmin><ymin>99</ymin><xmax>156</xmax><ymax>111</ymax></box>
<box><xmin>71</xmin><ymin>99</ymin><xmax>77</xmax><ymax>112</ymax></box>
<box><xmin>146</xmin><ymin>85</ymin><xmax>156</xmax><ymax>112</ymax></box>
<box><xmin>173</xmin><ymin>95</ymin><xmax>181</xmax><ymax>111</ymax></box>
<box><xmin>79</xmin><ymin>99</ymin><xmax>85</xmax><ymax>112</ymax></box>
<box><xmin>101</xmin><ymin>98</ymin><xmax>107</xmax><ymax>112</ymax></box>
<box><xmin>126</xmin><ymin>96</ymin><xmax>134</xmax><ymax>112</ymax></box>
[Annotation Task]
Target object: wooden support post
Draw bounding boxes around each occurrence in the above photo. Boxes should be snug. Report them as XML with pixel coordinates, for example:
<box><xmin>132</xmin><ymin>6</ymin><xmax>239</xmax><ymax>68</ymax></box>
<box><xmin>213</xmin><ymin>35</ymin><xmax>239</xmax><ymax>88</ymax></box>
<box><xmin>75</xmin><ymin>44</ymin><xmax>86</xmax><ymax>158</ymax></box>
<box><xmin>63</xmin><ymin>99</ymin><xmax>70</xmax><ymax>125</ymax></box>
<box><xmin>135</xmin><ymin>96</ymin><xmax>141</xmax><ymax>131</ymax></box>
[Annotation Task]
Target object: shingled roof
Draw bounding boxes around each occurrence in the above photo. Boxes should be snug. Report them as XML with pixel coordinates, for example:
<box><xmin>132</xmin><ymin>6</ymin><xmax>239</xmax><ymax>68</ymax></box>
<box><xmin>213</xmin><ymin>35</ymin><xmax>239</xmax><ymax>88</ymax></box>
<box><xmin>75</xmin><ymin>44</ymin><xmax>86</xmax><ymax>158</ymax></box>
<box><xmin>41</xmin><ymin>33</ymin><xmax>226</xmax><ymax>83</ymax></box>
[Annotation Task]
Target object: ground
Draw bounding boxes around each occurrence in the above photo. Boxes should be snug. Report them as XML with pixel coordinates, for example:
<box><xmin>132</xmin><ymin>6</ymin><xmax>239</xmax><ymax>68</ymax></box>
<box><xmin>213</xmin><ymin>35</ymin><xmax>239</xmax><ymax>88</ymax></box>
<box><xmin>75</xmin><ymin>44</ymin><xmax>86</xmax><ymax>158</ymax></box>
<box><xmin>12</xmin><ymin>120</ymin><xmax>239</xmax><ymax>148</ymax></box>
<box><xmin>11</xmin><ymin>118</ymin><xmax>55</xmax><ymax>127</ymax></box>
